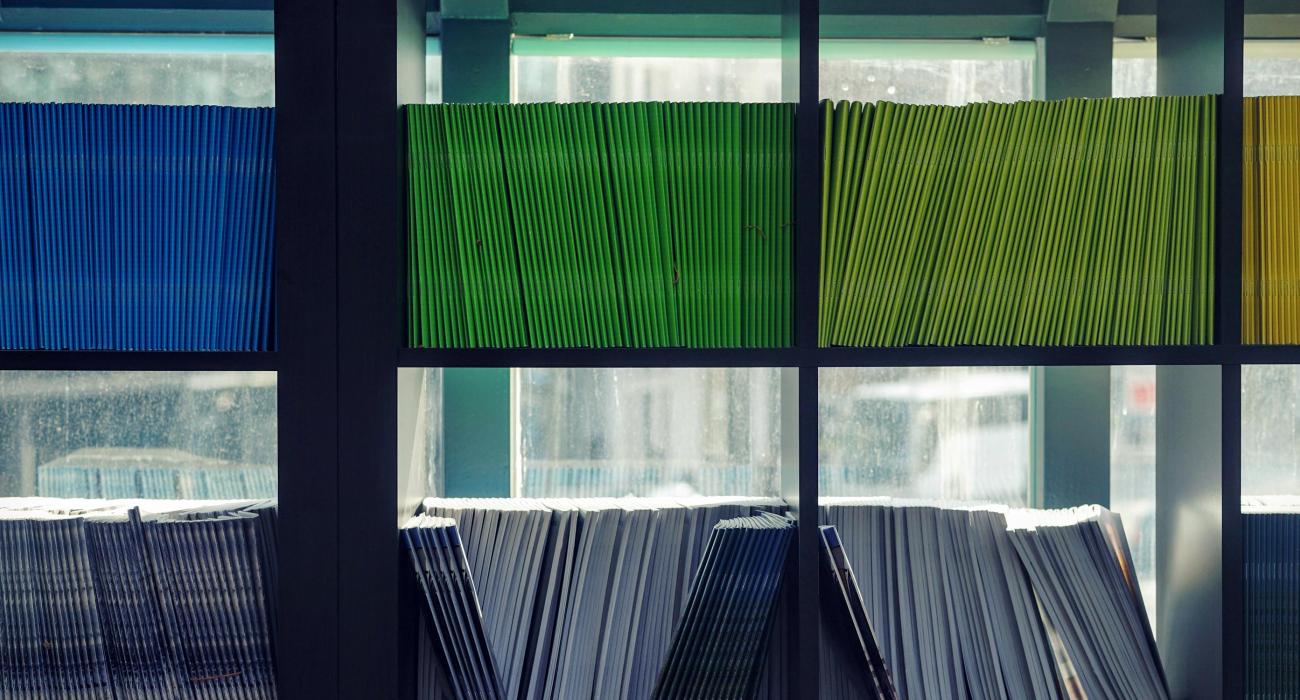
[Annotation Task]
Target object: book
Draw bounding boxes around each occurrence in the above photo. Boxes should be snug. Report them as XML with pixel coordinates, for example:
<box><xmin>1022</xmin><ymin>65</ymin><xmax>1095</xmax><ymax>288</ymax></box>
<box><xmin>822</xmin><ymin>498</ymin><xmax>1167</xmax><ymax>699</ymax></box>
<box><xmin>406</xmin><ymin>102</ymin><xmax>794</xmax><ymax>349</ymax></box>
<box><xmin>1243</xmin><ymin>497</ymin><xmax>1300</xmax><ymax>697</ymax></box>
<box><xmin>819</xmin><ymin>96</ymin><xmax>1216</xmax><ymax>347</ymax></box>
<box><xmin>652</xmin><ymin>512</ymin><xmax>795</xmax><ymax>700</ymax></box>
<box><xmin>0</xmin><ymin>103</ymin><xmax>276</xmax><ymax>351</ymax></box>
<box><xmin>415</xmin><ymin>496</ymin><xmax>784</xmax><ymax>700</ymax></box>
<box><xmin>0</xmin><ymin>498</ymin><xmax>278</xmax><ymax>697</ymax></box>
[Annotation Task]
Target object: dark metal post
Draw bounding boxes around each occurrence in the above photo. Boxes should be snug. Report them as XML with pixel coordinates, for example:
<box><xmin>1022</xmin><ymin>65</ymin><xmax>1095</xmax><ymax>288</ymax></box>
<box><xmin>274</xmin><ymin>0</ymin><xmax>340</xmax><ymax>696</ymax></box>
<box><xmin>783</xmin><ymin>0</ymin><xmax>820</xmax><ymax>695</ymax></box>
<box><xmin>334</xmin><ymin>0</ymin><xmax>425</xmax><ymax>696</ymax></box>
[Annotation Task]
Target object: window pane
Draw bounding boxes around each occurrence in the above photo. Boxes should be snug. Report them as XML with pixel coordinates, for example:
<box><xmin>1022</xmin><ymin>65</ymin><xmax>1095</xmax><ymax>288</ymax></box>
<box><xmin>0</xmin><ymin>371</ymin><xmax>277</xmax><ymax>499</ymax></box>
<box><xmin>516</xmin><ymin>368</ymin><xmax>781</xmax><ymax>497</ymax></box>
<box><xmin>820</xmin><ymin>40</ymin><xmax>1035</xmax><ymax>104</ymax></box>
<box><xmin>819</xmin><ymin>367</ymin><xmax>1031</xmax><ymax>504</ymax></box>
<box><xmin>1110</xmin><ymin>365</ymin><xmax>1157</xmax><ymax>631</ymax></box>
<box><xmin>402</xmin><ymin>368</ymin><xmax>444</xmax><ymax>498</ymax></box>
<box><xmin>1244</xmin><ymin>41</ymin><xmax>1300</xmax><ymax>96</ymax></box>
<box><xmin>426</xmin><ymin>41</ymin><xmax>442</xmax><ymax>103</ymax></box>
<box><xmin>1243</xmin><ymin>365</ymin><xmax>1300</xmax><ymax>497</ymax></box>
<box><xmin>512</xmin><ymin>54</ymin><xmax>782</xmax><ymax>103</ymax></box>
<box><xmin>1112</xmin><ymin>58</ymin><xmax>1157</xmax><ymax>98</ymax></box>
<box><xmin>819</xmin><ymin>58</ymin><xmax>1033</xmax><ymax>103</ymax></box>
<box><xmin>507</xmin><ymin>38</ymin><xmax>1033</xmax><ymax>105</ymax></box>
<box><xmin>0</xmin><ymin>34</ymin><xmax>274</xmax><ymax>106</ymax></box>
<box><xmin>1114</xmin><ymin>39</ymin><xmax>1300</xmax><ymax>98</ymax></box>
<box><xmin>1112</xmin><ymin>39</ymin><xmax>1157</xmax><ymax>98</ymax></box>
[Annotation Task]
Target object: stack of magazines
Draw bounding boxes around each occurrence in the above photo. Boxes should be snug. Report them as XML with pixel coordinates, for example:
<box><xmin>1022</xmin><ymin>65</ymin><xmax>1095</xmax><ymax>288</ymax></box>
<box><xmin>0</xmin><ymin>498</ymin><xmax>278</xmax><ymax>698</ymax></box>
<box><xmin>820</xmin><ymin>524</ymin><xmax>897</xmax><ymax>699</ymax></box>
<box><xmin>819</xmin><ymin>97</ymin><xmax>1216</xmax><ymax>347</ymax></box>
<box><xmin>652</xmin><ymin>512</ymin><xmax>796</xmax><ymax>700</ymax></box>
<box><xmin>406</xmin><ymin>103</ymin><xmax>794</xmax><ymax>349</ymax></box>
<box><xmin>822</xmin><ymin>498</ymin><xmax>1166</xmax><ymax>700</ymax></box>
<box><xmin>402</xmin><ymin>514</ymin><xmax>503</xmax><ymax>699</ymax></box>
<box><xmin>1244</xmin><ymin>496</ymin><xmax>1300</xmax><ymax>697</ymax></box>
<box><xmin>403</xmin><ymin>497</ymin><xmax>1161</xmax><ymax>699</ymax></box>
<box><xmin>408</xmin><ymin>497</ymin><xmax>785</xmax><ymax>699</ymax></box>
<box><xmin>0</xmin><ymin>103</ymin><xmax>276</xmax><ymax>351</ymax></box>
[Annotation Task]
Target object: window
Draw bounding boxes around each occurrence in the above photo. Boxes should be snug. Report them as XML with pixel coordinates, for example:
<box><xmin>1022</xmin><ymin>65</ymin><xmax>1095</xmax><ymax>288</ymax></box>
<box><xmin>1112</xmin><ymin>39</ymin><xmax>1157</xmax><ymax>98</ymax></box>
<box><xmin>426</xmin><ymin>38</ymin><xmax>442</xmax><ymax>103</ymax></box>
<box><xmin>1243</xmin><ymin>41</ymin><xmax>1300</xmax><ymax>96</ymax></box>
<box><xmin>1243</xmin><ymin>365</ymin><xmax>1300</xmax><ymax>497</ymax></box>
<box><xmin>0</xmin><ymin>33</ymin><xmax>274</xmax><ymax>106</ymax></box>
<box><xmin>1114</xmin><ymin>39</ymin><xmax>1300</xmax><ymax>98</ymax></box>
<box><xmin>820</xmin><ymin>40</ymin><xmax>1036</xmax><ymax>104</ymax></box>
<box><xmin>1110</xmin><ymin>365</ymin><xmax>1157</xmax><ymax>629</ymax></box>
<box><xmin>0</xmin><ymin>371</ymin><xmax>277</xmax><ymax>499</ymax></box>
<box><xmin>514</xmin><ymin>368</ymin><xmax>782</xmax><ymax>497</ymax></box>
<box><xmin>432</xmin><ymin>36</ymin><xmax>1038</xmax><ymax>105</ymax></box>
<box><xmin>511</xmin><ymin>37</ymin><xmax>782</xmax><ymax>103</ymax></box>
<box><xmin>818</xmin><ymin>367</ymin><xmax>1032</xmax><ymax>503</ymax></box>
<box><xmin>402</xmin><ymin>367</ymin><xmax>444</xmax><ymax>498</ymax></box>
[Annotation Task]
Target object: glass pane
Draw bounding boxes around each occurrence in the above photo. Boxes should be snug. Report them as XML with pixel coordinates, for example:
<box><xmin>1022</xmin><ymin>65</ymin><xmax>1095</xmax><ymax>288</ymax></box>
<box><xmin>1243</xmin><ymin>365</ymin><xmax>1300</xmax><ymax>496</ymax></box>
<box><xmin>1110</xmin><ymin>365</ymin><xmax>1157</xmax><ymax>631</ymax></box>
<box><xmin>0</xmin><ymin>34</ymin><xmax>274</xmax><ymax>106</ymax></box>
<box><xmin>819</xmin><ymin>40</ymin><xmax>1035</xmax><ymax>104</ymax></box>
<box><xmin>426</xmin><ymin>42</ymin><xmax>442</xmax><ymax>103</ymax></box>
<box><xmin>515</xmin><ymin>368</ymin><xmax>782</xmax><ymax>497</ymax></box>
<box><xmin>818</xmin><ymin>367</ymin><xmax>1031</xmax><ymax>504</ymax></box>
<box><xmin>1114</xmin><ymin>39</ymin><xmax>1300</xmax><ymax>98</ymax></box>
<box><xmin>1112</xmin><ymin>39</ymin><xmax>1157</xmax><ymax>98</ymax></box>
<box><xmin>509</xmin><ymin>39</ymin><xmax>1033</xmax><ymax>105</ymax></box>
<box><xmin>512</xmin><ymin>54</ymin><xmax>782</xmax><ymax>103</ymax></box>
<box><xmin>402</xmin><ymin>368</ymin><xmax>444</xmax><ymax>498</ymax></box>
<box><xmin>0</xmin><ymin>371</ymin><xmax>277</xmax><ymax>499</ymax></box>
<box><xmin>1112</xmin><ymin>58</ymin><xmax>1157</xmax><ymax>98</ymax></box>
<box><xmin>1244</xmin><ymin>41</ymin><xmax>1300</xmax><ymax>97</ymax></box>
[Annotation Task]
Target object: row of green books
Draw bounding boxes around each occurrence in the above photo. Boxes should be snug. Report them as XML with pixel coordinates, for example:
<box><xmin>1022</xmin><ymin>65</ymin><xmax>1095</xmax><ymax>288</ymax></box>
<box><xmin>407</xmin><ymin>102</ymin><xmax>793</xmax><ymax>348</ymax></box>
<box><xmin>820</xmin><ymin>96</ymin><xmax>1217</xmax><ymax>347</ymax></box>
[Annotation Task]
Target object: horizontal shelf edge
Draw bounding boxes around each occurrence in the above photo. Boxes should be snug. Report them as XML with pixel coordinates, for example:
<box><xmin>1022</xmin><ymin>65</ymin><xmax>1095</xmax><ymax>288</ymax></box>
<box><xmin>0</xmin><ymin>351</ymin><xmax>278</xmax><ymax>372</ymax></box>
<box><xmin>400</xmin><ymin>345</ymin><xmax>1237</xmax><ymax>368</ymax></box>
<box><xmin>400</xmin><ymin>347</ymin><xmax>802</xmax><ymax>368</ymax></box>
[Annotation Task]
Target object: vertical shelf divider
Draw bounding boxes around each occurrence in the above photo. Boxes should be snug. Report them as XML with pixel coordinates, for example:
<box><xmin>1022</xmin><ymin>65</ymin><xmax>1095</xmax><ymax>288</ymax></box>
<box><xmin>274</xmin><ymin>0</ymin><xmax>341</xmax><ymax>696</ymax></box>
<box><xmin>395</xmin><ymin>1</ymin><xmax>428</xmax><ymax>697</ymax></box>
<box><xmin>783</xmin><ymin>0</ymin><xmax>821</xmax><ymax>694</ymax></box>
<box><xmin>331</xmin><ymin>0</ymin><xmax>426</xmax><ymax>695</ymax></box>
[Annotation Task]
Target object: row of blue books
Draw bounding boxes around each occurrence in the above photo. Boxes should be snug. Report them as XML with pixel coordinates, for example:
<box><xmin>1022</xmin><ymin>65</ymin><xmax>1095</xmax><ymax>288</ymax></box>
<box><xmin>0</xmin><ymin>498</ymin><xmax>277</xmax><ymax>698</ymax></box>
<box><xmin>0</xmin><ymin>102</ymin><xmax>276</xmax><ymax>350</ymax></box>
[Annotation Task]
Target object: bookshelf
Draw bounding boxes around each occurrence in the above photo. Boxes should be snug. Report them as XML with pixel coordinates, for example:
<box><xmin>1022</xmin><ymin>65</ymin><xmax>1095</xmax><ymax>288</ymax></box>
<box><xmin>329</xmin><ymin>0</ymin><xmax>1257</xmax><ymax>698</ymax></box>
<box><xmin>0</xmin><ymin>0</ymin><xmax>1274</xmax><ymax>698</ymax></box>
